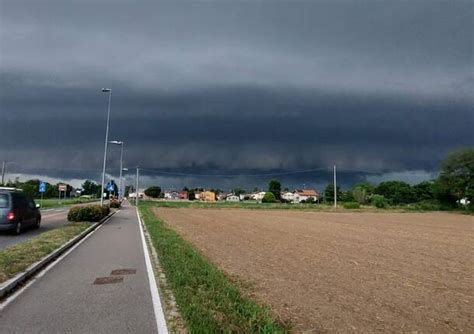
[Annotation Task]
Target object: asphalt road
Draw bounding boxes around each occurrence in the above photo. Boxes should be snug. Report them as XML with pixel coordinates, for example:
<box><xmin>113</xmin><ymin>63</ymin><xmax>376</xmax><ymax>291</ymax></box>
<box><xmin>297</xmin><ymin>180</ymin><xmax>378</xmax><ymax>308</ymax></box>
<box><xmin>0</xmin><ymin>207</ymin><xmax>70</xmax><ymax>249</ymax></box>
<box><xmin>0</xmin><ymin>204</ymin><xmax>160</xmax><ymax>333</ymax></box>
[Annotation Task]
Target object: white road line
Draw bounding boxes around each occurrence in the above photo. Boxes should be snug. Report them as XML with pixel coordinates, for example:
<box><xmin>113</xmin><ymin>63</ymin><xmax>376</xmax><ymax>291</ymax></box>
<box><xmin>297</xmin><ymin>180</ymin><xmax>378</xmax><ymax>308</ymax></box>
<box><xmin>136</xmin><ymin>207</ymin><xmax>169</xmax><ymax>334</ymax></box>
<box><xmin>0</xmin><ymin>217</ymin><xmax>110</xmax><ymax>311</ymax></box>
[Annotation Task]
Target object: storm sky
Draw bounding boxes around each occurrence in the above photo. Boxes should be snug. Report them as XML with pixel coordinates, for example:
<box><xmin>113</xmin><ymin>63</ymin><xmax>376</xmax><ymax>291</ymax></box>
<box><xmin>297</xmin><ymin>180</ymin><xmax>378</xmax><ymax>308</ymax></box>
<box><xmin>1</xmin><ymin>0</ymin><xmax>473</xmax><ymax>190</ymax></box>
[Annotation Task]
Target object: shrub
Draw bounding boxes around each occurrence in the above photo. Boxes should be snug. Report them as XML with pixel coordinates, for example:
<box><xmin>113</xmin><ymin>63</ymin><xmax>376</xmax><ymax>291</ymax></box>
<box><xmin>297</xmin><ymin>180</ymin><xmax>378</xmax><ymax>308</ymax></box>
<box><xmin>68</xmin><ymin>205</ymin><xmax>110</xmax><ymax>222</ymax></box>
<box><xmin>144</xmin><ymin>186</ymin><xmax>161</xmax><ymax>198</ymax></box>
<box><xmin>343</xmin><ymin>202</ymin><xmax>360</xmax><ymax>209</ymax></box>
<box><xmin>109</xmin><ymin>200</ymin><xmax>121</xmax><ymax>208</ymax></box>
<box><xmin>261</xmin><ymin>192</ymin><xmax>276</xmax><ymax>203</ymax></box>
<box><xmin>370</xmin><ymin>195</ymin><xmax>389</xmax><ymax>209</ymax></box>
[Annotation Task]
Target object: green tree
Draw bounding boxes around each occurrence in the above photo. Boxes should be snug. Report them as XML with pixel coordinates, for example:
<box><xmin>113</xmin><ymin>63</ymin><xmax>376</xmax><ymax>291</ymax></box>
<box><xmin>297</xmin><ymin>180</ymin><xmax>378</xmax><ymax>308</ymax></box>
<box><xmin>436</xmin><ymin>148</ymin><xmax>474</xmax><ymax>206</ymax></box>
<box><xmin>144</xmin><ymin>186</ymin><xmax>161</xmax><ymax>198</ymax></box>
<box><xmin>262</xmin><ymin>192</ymin><xmax>276</xmax><ymax>203</ymax></box>
<box><xmin>324</xmin><ymin>184</ymin><xmax>342</xmax><ymax>203</ymax></box>
<box><xmin>375</xmin><ymin>181</ymin><xmax>414</xmax><ymax>205</ymax></box>
<box><xmin>188</xmin><ymin>189</ymin><xmax>196</xmax><ymax>201</ymax></box>
<box><xmin>412</xmin><ymin>181</ymin><xmax>435</xmax><ymax>202</ymax></box>
<box><xmin>81</xmin><ymin>180</ymin><xmax>100</xmax><ymax>197</ymax></box>
<box><xmin>268</xmin><ymin>179</ymin><xmax>281</xmax><ymax>200</ymax></box>
<box><xmin>232</xmin><ymin>188</ymin><xmax>246</xmax><ymax>196</ymax></box>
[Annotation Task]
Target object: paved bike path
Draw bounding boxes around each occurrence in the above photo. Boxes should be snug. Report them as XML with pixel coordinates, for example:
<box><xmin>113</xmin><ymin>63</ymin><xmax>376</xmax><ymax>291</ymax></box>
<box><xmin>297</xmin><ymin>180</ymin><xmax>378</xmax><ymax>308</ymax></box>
<box><xmin>0</xmin><ymin>204</ymin><xmax>161</xmax><ymax>333</ymax></box>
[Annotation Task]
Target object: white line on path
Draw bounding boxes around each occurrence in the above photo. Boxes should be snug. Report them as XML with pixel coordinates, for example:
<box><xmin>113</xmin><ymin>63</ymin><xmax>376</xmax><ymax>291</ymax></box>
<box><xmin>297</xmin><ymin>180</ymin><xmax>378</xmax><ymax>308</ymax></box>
<box><xmin>0</xmin><ymin>217</ymin><xmax>110</xmax><ymax>311</ymax></box>
<box><xmin>136</xmin><ymin>207</ymin><xmax>169</xmax><ymax>334</ymax></box>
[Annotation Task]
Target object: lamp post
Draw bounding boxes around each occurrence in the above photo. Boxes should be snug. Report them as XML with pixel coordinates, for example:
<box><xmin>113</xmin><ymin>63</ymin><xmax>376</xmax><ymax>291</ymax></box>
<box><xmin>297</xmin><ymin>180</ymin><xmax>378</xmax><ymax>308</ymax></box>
<box><xmin>1</xmin><ymin>161</ymin><xmax>14</xmax><ymax>186</ymax></box>
<box><xmin>100</xmin><ymin>88</ymin><xmax>112</xmax><ymax>206</ymax></box>
<box><xmin>109</xmin><ymin>140</ymin><xmax>124</xmax><ymax>199</ymax></box>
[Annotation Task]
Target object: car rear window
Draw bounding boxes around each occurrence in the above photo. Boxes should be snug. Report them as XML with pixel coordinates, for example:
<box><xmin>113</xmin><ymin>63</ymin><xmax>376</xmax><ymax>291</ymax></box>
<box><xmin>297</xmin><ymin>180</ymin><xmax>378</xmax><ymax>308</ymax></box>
<box><xmin>0</xmin><ymin>194</ymin><xmax>9</xmax><ymax>208</ymax></box>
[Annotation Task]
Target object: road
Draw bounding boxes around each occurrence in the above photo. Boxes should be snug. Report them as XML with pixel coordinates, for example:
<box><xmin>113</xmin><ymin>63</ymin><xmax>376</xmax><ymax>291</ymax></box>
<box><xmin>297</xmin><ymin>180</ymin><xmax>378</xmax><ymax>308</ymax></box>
<box><xmin>0</xmin><ymin>203</ymin><xmax>163</xmax><ymax>333</ymax></box>
<box><xmin>0</xmin><ymin>207</ymin><xmax>70</xmax><ymax>249</ymax></box>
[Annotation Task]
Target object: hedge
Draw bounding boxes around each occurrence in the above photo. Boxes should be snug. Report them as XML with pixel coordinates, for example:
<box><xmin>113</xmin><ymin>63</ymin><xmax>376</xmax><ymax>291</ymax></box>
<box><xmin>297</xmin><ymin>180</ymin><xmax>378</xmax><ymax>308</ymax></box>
<box><xmin>343</xmin><ymin>202</ymin><xmax>360</xmax><ymax>209</ymax></box>
<box><xmin>67</xmin><ymin>205</ymin><xmax>110</xmax><ymax>222</ymax></box>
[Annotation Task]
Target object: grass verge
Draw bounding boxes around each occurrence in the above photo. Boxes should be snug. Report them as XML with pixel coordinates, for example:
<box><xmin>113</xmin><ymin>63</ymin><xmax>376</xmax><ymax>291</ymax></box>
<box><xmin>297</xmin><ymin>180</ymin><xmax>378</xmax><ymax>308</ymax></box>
<box><xmin>140</xmin><ymin>204</ymin><xmax>287</xmax><ymax>333</ymax></box>
<box><xmin>143</xmin><ymin>200</ymin><xmax>335</xmax><ymax>210</ymax></box>
<box><xmin>36</xmin><ymin>198</ymin><xmax>98</xmax><ymax>209</ymax></box>
<box><xmin>0</xmin><ymin>222</ymin><xmax>92</xmax><ymax>283</ymax></box>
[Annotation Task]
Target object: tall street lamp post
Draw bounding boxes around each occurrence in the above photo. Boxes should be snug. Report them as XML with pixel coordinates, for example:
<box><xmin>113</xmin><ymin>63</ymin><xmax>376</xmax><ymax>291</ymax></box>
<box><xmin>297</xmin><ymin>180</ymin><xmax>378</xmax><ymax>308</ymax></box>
<box><xmin>100</xmin><ymin>88</ymin><xmax>112</xmax><ymax>206</ymax></box>
<box><xmin>109</xmin><ymin>140</ymin><xmax>124</xmax><ymax>199</ymax></box>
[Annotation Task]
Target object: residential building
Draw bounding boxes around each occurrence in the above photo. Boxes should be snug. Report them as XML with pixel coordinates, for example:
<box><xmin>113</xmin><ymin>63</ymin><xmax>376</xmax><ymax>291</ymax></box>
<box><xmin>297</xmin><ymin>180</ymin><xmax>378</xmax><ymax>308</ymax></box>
<box><xmin>226</xmin><ymin>194</ymin><xmax>240</xmax><ymax>202</ymax></box>
<box><xmin>200</xmin><ymin>191</ymin><xmax>216</xmax><ymax>202</ymax></box>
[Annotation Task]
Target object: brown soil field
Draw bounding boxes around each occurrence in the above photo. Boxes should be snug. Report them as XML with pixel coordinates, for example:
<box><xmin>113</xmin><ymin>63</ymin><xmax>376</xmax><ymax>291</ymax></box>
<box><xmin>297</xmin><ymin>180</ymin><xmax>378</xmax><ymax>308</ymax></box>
<box><xmin>152</xmin><ymin>208</ymin><xmax>474</xmax><ymax>333</ymax></box>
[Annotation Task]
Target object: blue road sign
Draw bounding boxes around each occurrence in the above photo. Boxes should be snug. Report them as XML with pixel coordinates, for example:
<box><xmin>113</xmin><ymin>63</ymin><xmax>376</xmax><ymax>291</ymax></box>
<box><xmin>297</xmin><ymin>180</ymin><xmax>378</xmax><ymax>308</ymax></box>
<box><xmin>39</xmin><ymin>181</ymin><xmax>47</xmax><ymax>193</ymax></box>
<box><xmin>106</xmin><ymin>181</ymin><xmax>115</xmax><ymax>192</ymax></box>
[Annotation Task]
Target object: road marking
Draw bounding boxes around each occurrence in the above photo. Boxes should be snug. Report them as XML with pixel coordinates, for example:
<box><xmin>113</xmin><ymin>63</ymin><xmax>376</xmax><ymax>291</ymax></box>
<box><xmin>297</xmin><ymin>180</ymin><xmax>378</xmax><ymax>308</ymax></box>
<box><xmin>0</xmin><ymin>217</ymin><xmax>109</xmax><ymax>311</ymax></box>
<box><xmin>136</xmin><ymin>207</ymin><xmax>169</xmax><ymax>334</ymax></box>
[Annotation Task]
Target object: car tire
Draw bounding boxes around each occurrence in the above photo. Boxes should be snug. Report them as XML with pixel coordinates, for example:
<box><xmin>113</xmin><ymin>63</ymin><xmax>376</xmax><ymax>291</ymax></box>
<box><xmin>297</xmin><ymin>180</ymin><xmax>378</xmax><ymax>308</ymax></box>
<box><xmin>35</xmin><ymin>218</ymin><xmax>41</xmax><ymax>229</ymax></box>
<box><xmin>14</xmin><ymin>222</ymin><xmax>22</xmax><ymax>235</ymax></box>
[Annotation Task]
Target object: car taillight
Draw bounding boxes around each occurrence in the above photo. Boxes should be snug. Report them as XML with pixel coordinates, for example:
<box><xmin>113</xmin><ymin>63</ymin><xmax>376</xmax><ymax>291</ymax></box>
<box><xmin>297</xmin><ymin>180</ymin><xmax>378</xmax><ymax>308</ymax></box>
<box><xmin>7</xmin><ymin>212</ymin><xmax>15</xmax><ymax>220</ymax></box>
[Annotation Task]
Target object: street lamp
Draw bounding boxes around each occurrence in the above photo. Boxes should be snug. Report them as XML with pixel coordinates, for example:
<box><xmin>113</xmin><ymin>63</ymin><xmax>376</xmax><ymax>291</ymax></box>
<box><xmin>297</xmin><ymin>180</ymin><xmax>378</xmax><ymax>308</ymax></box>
<box><xmin>100</xmin><ymin>88</ymin><xmax>112</xmax><ymax>206</ymax></box>
<box><xmin>109</xmin><ymin>140</ymin><xmax>124</xmax><ymax>199</ymax></box>
<box><xmin>1</xmin><ymin>161</ymin><xmax>14</xmax><ymax>186</ymax></box>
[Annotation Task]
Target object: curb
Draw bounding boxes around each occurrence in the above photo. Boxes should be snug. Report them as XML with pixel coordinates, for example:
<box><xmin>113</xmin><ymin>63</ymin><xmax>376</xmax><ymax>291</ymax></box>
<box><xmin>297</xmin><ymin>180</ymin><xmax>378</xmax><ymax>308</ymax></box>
<box><xmin>0</xmin><ymin>210</ymin><xmax>118</xmax><ymax>299</ymax></box>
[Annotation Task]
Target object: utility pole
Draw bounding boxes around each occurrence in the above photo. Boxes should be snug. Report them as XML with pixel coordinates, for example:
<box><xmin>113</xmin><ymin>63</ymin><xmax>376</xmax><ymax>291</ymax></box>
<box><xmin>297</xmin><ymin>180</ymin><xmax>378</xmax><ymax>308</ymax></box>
<box><xmin>333</xmin><ymin>165</ymin><xmax>337</xmax><ymax>208</ymax></box>
<box><xmin>100</xmin><ymin>88</ymin><xmax>112</xmax><ymax>206</ymax></box>
<box><xmin>1</xmin><ymin>161</ymin><xmax>5</xmax><ymax>186</ymax></box>
<box><xmin>135</xmin><ymin>167</ymin><xmax>140</xmax><ymax>206</ymax></box>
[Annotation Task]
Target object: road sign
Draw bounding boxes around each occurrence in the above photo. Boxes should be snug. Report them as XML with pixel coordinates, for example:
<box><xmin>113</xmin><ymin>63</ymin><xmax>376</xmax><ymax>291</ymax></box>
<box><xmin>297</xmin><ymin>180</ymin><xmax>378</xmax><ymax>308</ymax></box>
<box><xmin>39</xmin><ymin>181</ymin><xmax>46</xmax><ymax>193</ymax></box>
<box><xmin>106</xmin><ymin>182</ymin><xmax>114</xmax><ymax>192</ymax></box>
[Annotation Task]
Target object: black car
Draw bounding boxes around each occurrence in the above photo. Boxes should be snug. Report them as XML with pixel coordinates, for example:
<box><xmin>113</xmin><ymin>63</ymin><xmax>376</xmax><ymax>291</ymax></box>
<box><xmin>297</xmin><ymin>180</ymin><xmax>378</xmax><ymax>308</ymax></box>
<box><xmin>0</xmin><ymin>188</ymin><xmax>41</xmax><ymax>234</ymax></box>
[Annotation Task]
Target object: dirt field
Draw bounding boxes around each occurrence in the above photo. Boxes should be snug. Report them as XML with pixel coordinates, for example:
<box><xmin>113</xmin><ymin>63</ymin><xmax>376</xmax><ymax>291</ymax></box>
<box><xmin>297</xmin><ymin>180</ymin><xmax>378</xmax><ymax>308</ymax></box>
<box><xmin>152</xmin><ymin>208</ymin><xmax>474</xmax><ymax>333</ymax></box>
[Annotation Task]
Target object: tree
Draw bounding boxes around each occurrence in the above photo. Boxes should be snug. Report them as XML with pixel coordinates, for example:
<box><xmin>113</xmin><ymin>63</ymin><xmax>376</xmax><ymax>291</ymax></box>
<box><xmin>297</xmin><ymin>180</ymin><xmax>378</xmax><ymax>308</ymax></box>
<box><xmin>81</xmin><ymin>180</ymin><xmax>100</xmax><ymax>197</ymax></box>
<box><xmin>188</xmin><ymin>189</ymin><xmax>196</xmax><ymax>201</ymax></box>
<box><xmin>124</xmin><ymin>185</ymin><xmax>131</xmax><ymax>197</ymax></box>
<box><xmin>412</xmin><ymin>181</ymin><xmax>435</xmax><ymax>202</ymax></box>
<box><xmin>262</xmin><ymin>192</ymin><xmax>276</xmax><ymax>203</ymax></box>
<box><xmin>232</xmin><ymin>188</ymin><xmax>246</xmax><ymax>196</ymax></box>
<box><xmin>268</xmin><ymin>179</ymin><xmax>281</xmax><ymax>200</ymax></box>
<box><xmin>436</xmin><ymin>148</ymin><xmax>474</xmax><ymax>206</ymax></box>
<box><xmin>144</xmin><ymin>186</ymin><xmax>161</xmax><ymax>198</ymax></box>
<box><xmin>324</xmin><ymin>184</ymin><xmax>342</xmax><ymax>203</ymax></box>
<box><xmin>375</xmin><ymin>181</ymin><xmax>414</xmax><ymax>205</ymax></box>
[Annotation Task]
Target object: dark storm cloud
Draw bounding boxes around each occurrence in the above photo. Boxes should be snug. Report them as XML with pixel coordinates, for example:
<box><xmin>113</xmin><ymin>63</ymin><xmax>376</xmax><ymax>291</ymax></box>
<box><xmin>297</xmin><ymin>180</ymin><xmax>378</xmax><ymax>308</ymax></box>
<box><xmin>0</xmin><ymin>0</ymin><xmax>472</xmax><ymax>189</ymax></box>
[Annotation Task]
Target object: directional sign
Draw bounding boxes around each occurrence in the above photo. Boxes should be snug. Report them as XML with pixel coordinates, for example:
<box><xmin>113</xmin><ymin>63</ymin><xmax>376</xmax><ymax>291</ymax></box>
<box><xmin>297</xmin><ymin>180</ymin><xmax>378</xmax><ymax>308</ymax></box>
<box><xmin>106</xmin><ymin>181</ymin><xmax>115</xmax><ymax>192</ymax></box>
<box><xmin>39</xmin><ymin>181</ymin><xmax>47</xmax><ymax>193</ymax></box>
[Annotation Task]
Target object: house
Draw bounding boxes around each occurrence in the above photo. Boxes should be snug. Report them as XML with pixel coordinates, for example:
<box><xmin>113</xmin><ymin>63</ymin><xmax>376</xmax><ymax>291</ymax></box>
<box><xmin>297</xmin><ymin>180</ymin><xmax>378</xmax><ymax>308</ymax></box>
<box><xmin>178</xmin><ymin>191</ymin><xmax>188</xmax><ymax>200</ymax></box>
<box><xmin>252</xmin><ymin>192</ymin><xmax>267</xmax><ymax>201</ymax></box>
<box><xmin>294</xmin><ymin>189</ymin><xmax>319</xmax><ymax>202</ymax></box>
<box><xmin>164</xmin><ymin>191</ymin><xmax>180</xmax><ymax>200</ymax></box>
<box><xmin>281</xmin><ymin>192</ymin><xmax>295</xmax><ymax>202</ymax></box>
<box><xmin>226</xmin><ymin>194</ymin><xmax>240</xmax><ymax>202</ymax></box>
<box><xmin>200</xmin><ymin>191</ymin><xmax>216</xmax><ymax>202</ymax></box>
<box><xmin>194</xmin><ymin>191</ymin><xmax>201</xmax><ymax>200</ymax></box>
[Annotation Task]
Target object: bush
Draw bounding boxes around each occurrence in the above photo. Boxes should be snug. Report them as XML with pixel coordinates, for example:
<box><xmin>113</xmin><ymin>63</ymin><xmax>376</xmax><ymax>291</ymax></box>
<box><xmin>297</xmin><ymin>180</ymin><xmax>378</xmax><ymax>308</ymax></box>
<box><xmin>144</xmin><ymin>186</ymin><xmax>161</xmax><ymax>198</ymax></box>
<box><xmin>261</xmin><ymin>192</ymin><xmax>276</xmax><ymax>203</ymax></box>
<box><xmin>371</xmin><ymin>195</ymin><xmax>389</xmax><ymax>209</ymax></box>
<box><xmin>109</xmin><ymin>200</ymin><xmax>121</xmax><ymax>208</ymax></box>
<box><xmin>343</xmin><ymin>202</ymin><xmax>360</xmax><ymax>209</ymax></box>
<box><xmin>67</xmin><ymin>205</ymin><xmax>110</xmax><ymax>222</ymax></box>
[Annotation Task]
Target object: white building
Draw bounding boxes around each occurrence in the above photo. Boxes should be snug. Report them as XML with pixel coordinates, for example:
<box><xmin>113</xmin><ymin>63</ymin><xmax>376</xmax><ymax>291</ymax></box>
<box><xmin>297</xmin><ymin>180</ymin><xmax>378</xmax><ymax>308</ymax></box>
<box><xmin>226</xmin><ymin>194</ymin><xmax>240</xmax><ymax>202</ymax></box>
<box><xmin>252</xmin><ymin>192</ymin><xmax>267</xmax><ymax>201</ymax></box>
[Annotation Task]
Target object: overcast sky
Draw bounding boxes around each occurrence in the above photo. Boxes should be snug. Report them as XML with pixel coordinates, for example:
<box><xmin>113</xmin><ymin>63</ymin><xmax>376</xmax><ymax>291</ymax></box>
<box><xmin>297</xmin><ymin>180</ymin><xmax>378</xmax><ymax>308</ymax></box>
<box><xmin>0</xmin><ymin>0</ymin><xmax>472</xmax><ymax>190</ymax></box>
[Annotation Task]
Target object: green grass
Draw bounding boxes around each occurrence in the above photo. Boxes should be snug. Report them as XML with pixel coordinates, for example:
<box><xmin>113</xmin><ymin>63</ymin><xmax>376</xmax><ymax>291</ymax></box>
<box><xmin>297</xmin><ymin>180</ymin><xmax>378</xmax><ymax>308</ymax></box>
<box><xmin>139</xmin><ymin>204</ymin><xmax>287</xmax><ymax>333</ymax></box>
<box><xmin>142</xmin><ymin>199</ymin><xmax>335</xmax><ymax>210</ymax></box>
<box><xmin>35</xmin><ymin>198</ymin><xmax>98</xmax><ymax>209</ymax></box>
<box><xmin>0</xmin><ymin>222</ymin><xmax>92</xmax><ymax>283</ymax></box>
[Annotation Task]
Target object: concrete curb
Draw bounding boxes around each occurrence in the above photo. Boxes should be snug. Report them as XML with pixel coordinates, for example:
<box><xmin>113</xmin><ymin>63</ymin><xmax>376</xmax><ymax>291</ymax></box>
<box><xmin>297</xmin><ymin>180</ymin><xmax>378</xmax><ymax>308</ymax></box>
<box><xmin>0</xmin><ymin>210</ymin><xmax>118</xmax><ymax>299</ymax></box>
